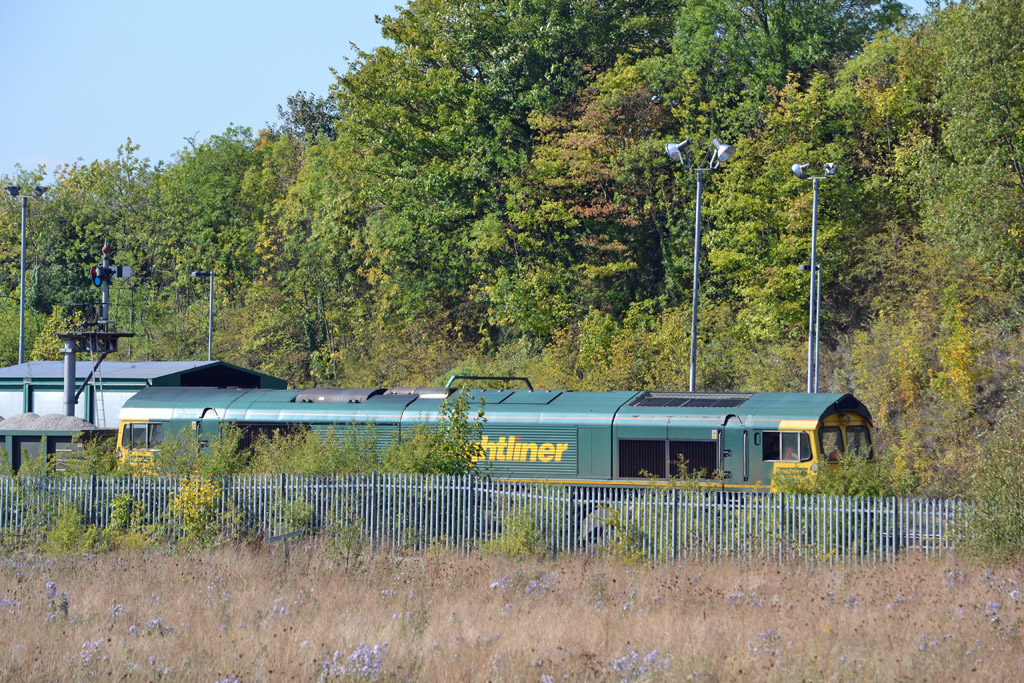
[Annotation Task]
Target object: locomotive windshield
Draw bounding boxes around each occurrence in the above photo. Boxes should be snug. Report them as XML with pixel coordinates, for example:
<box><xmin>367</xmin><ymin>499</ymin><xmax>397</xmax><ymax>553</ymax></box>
<box><xmin>847</xmin><ymin>425</ymin><xmax>873</xmax><ymax>459</ymax></box>
<box><xmin>821</xmin><ymin>426</ymin><xmax>844</xmax><ymax>462</ymax></box>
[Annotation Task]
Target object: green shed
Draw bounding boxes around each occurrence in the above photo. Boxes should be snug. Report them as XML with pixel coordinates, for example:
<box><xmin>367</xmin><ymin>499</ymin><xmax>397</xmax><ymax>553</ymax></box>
<box><xmin>0</xmin><ymin>361</ymin><xmax>286</xmax><ymax>429</ymax></box>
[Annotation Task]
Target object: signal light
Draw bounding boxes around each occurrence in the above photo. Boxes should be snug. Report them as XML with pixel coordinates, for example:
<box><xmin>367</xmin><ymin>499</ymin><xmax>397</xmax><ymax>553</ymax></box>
<box><xmin>90</xmin><ymin>265</ymin><xmax>111</xmax><ymax>287</ymax></box>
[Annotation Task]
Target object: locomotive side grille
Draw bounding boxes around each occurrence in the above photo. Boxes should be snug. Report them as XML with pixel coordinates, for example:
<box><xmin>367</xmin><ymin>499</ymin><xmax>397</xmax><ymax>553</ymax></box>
<box><xmin>628</xmin><ymin>391</ymin><xmax>752</xmax><ymax>408</ymax></box>
<box><xmin>237</xmin><ymin>422</ymin><xmax>304</xmax><ymax>451</ymax></box>
<box><xmin>670</xmin><ymin>440</ymin><xmax>717</xmax><ymax>477</ymax></box>
<box><xmin>618</xmin><ymin>439</ymin><xmax>667</xmax><ymax>478</ymax></box>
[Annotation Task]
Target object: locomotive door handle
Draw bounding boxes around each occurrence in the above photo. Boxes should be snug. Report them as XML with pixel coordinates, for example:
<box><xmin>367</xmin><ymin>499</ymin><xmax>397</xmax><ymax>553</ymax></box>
<box><xmin>743</xmin><ymin>431</ymin><xmax>749</xmax><ymax>482</ymax></box>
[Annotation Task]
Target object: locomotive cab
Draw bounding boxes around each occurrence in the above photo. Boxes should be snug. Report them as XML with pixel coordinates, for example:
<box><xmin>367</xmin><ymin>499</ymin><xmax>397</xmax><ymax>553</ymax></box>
<box><xmin>767</xmin><ymin>411</ymin><xmax>874</xmax><ymax>490</ymax></box>
<box><xmin>117</xmin><ymin>419</ymin><xmax>173</xmax><ymax>471</ymax></box>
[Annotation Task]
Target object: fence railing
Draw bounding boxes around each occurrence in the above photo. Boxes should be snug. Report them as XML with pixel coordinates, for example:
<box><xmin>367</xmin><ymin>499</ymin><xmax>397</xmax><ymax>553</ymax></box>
<box><xmin>0</xmin><ymin>474</ymin><xmax>962</xmax><ymax>563</ymax></box>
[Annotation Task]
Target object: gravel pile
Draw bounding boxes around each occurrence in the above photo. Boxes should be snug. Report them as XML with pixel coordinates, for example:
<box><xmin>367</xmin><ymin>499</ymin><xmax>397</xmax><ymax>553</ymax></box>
<box><xmin>0</xmin><ymin>413</ymin><xmax>99</xmax><ymax>431</ymax></box>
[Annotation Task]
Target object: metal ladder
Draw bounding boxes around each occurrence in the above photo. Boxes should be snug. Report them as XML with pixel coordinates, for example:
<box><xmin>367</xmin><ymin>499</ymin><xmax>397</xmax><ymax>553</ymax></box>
<box><xmin>90</xmin><ymin>347</ymin><xmax>106</xmax><ymax>427</ymax></box>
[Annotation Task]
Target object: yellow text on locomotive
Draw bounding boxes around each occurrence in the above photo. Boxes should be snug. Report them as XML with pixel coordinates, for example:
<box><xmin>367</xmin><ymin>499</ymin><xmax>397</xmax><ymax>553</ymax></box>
<box><xmin>474</xmin><ymin>435</ymin><xmax>569</xmax><ymax>463</ymax></box>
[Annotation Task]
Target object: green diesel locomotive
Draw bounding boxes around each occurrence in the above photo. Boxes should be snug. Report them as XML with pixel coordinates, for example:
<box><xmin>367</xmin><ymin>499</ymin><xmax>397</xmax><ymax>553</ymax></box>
<box><xmin>116</xmin><ymin>377</ymin><xmax>873</xmax><ymax>489</ymax></box>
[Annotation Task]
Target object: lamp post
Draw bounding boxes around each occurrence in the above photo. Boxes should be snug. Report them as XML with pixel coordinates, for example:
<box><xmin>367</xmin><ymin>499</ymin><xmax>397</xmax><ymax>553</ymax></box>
<box><xmin>665</xmin><ymin>137</ymin><xmax>736</xmax><ymax>391</ymax></box>
<box><xmin>190</xmin><ymin>270</ymin><xmax>214</xmax><ymax>361</ymax></box>
<box><xmin>5</xmin><ymin>185</ymin><xmax>47</xmax><ymax>364</ymax></box>
<box><xmin>798</xmin><ymin>263</ymin><xmax>821</xmax><ymax>392</ymax></box>
<box><xmin>791</xmin><ymin>162</ymin><xmax>837</xmax><ymax>393</ymax></box>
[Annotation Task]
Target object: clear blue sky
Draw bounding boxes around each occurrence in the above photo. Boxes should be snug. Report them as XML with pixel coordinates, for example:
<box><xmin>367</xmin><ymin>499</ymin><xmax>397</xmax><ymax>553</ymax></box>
<box><xmin>0</xmin><ymin>0</ymin><xmax>400</xmax><ymax>177</ymax></box>
<box><xmin>0</xmin><ymin>0</ymin><xmax>933</xmax><ymax>179</ymax></box>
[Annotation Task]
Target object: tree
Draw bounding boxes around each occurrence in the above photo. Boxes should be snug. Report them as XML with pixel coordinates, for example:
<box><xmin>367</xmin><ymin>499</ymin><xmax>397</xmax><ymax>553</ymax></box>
<box><xmin>272</xmin><ymin>90</ymin><xmax>340</xmax><ymax>142</ymax></box>
<box><xmin>655</xmin><ymin>0</ymin><xmax>908</xmax><ymax>139</ymax></box>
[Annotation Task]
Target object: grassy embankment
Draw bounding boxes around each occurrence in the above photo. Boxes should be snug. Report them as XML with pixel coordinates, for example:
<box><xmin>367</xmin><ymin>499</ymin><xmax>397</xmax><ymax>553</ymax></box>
<box><xmin>0</xmin><ymin>544</ymin><xmax>1020</xmax><ymax>681</ymax></box>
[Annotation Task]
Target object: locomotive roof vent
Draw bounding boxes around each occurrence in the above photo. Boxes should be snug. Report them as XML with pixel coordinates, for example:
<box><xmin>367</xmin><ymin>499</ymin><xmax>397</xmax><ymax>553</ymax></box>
<box><xmin>294</xmin><ymin>388</ymin><xmax>386</xmax><ymax>404</ymax></box>
<box><xmin>628</xmin><ymin>391</ymin><xmax>753</xmax><ymax>409</ymax></box>
<box><xmin>383</xmin><ymin>387</ymin><xmax>450</xmax><ymax>399</ymax></box>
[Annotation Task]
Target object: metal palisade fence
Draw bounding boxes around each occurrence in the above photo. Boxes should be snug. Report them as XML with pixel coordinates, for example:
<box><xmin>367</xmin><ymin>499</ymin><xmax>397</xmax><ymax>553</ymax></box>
<box><xmin>0</xmin><ymin>474</ymin><xmax>961</xmax><ymax>563</ymax></box>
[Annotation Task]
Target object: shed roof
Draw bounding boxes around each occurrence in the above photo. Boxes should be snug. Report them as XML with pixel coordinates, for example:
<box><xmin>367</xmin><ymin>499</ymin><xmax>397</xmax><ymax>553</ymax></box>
<box><xmin>0</xmin><ymin>361</ymin><xmax>286</xmax><ymax>389</ymax></box>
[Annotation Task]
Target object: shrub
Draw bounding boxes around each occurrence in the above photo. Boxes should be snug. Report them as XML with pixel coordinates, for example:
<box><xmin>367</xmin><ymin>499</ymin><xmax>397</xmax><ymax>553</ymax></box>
<box><xmin>61</xmin><ymin>435</ymin><xmax>122</xmax><ymax>475</ymax></box>
<box><xmin>168</xmin><ymin>474</ymin><xmax>222</xmax><ymax>547</ymax></box>
<box><xmin>774</xmin><ymin>450</ymin><xmax>905</xmax><ymax>498</ymax></box>
<box><xmin>963</xmin><ymin>387</ymin><xmax>1024</xmax><ymax>562</ymax></box>
<box><xmin>482</xmin><ymin>510</ymin><xmax>545</xmax><ymax>559</ymax></box>
<box><xmin>248</xmin><ymin>424</ymin><xmax>380</xmax><ymax>474</ymax></box>
<box><xmin>382</xmin><ymin>392</ymin><xmax>485</xmax><ymax>475</ymax></box>
<box><xmin>46</xmin><ymin>504</ymin><xmax>102</xmax><ymax>554</ymax></box>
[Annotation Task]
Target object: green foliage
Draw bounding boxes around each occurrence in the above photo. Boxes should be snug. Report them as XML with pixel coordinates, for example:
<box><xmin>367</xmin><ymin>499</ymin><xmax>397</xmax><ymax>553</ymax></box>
<box><xmin>45</xmin><ymin>504</ymin><xmax>101</xmax><ymax>554</ymax></box>
<box><xmin>482</xmin><ymin>511</ymin><xmax>546</xmax><ymax>559</ymax></box>
<box><xmin>963</xmin><ymin>386</ymin><xmax>1024</xmax><ymax>562</ymax></box>
<box><xmin>150</xmin><ymin>428</ymin><xmax>202</xmax><ymax>476</ymax></box>
<box><xmin>248</xmin><ymin>425</ymin><xmax>381</xmax><ymax>475</ymax></box>
<box><xmin>61</xmin><ymin>435</ymin><xmax>122</xmax><ymax>475</ymax></box>
<box><xmin>277</xmin><ymin>496</ymin><xmax>313</xmax><ymax>533</ymax></box>
<box><xmin>104</xmin><ymin>493</ymin><xmax>154</xmax><ymax>550</ymax></box>
<box><xmin>325</xmin><ymin>505</ymin><xmax>369</xmax><ymax>572</ymax></box>
<box><xmin>379</xmin><ymin>392</ymin><xmax>487</xmax><ymax>475</ymax></box>
<box><xmin>595</xmin><ymin>506</ymin><xmax>644</xmax><ymax>566</ymax></box>
<box><xmin>167</xmin><ymin>474</ymin><xmax>223</xmax><ymax>548</ymax></box>
<box><xmin>427</xmin><ymin>393</ymin><xmax>486</xmax><ymax>475</ymax></box>
<box><xmin>774</xmin><ymin>453</ymin><xmax>905</xmax><ymax>498</ymax></box>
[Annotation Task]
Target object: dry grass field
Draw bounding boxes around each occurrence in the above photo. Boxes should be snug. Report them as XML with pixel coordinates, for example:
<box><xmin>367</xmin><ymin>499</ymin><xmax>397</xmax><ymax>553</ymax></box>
<box><xmin>0</xmin><ymin>543</ymin><xmax>1021</xmax><ymax>681</ymax></box>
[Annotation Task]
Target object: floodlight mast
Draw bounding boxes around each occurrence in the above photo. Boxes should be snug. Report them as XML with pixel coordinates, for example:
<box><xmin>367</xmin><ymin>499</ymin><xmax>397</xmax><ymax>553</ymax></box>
<box><xmin>5</xmin><ymin>184</ymin><xmax>47</xmax><ymax>364</ymax></box>
<box><xmin>791</xmin><ymin>162</ymin><xmax>837</xmax><ymax>392</ymax></box>
<box><xmin>191</xmin><ymin>270</ymin><xmax>214</xmax><ymax>361</ymax></box>
<box><xmin>665</xmin><ymin>137</ymin><xmax>737</xmax><ymax>391</ymax></box>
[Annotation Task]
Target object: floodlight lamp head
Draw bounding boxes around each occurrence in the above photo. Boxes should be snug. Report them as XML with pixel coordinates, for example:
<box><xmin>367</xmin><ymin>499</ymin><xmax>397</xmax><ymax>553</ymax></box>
<box><xmin>5</xmin><ymin>185</ymin><xmax>19</xmax><ymax>198</ymax></box>
<box><xmin>792</xmin><ymin>163</ymin><xmax>810</xmax><ymax>180</ymax></box>
<box><xmin>665</xmin><ymin>140</ymin><xmax>691</xmax><ymax>164</ymax></box>
<box><xmin>33</xmin><ymin>186</ymin><xmax>47</xmax><ymax>197</ymax></box>
<box><xmin>711</xmin><ymin>138</ymin><xmax>736</xmax><ymax>164</ymax></box>
<box><xmin>823</xmin><ymin>162</ymin><xmax>838</xmax><ymax>176</ymax></box>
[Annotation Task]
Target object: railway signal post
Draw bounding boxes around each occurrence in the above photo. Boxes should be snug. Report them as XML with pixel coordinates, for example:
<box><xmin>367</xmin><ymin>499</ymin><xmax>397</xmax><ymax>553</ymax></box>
<box><xmin>57</xmin><ymin>243</ymin><xmax>134</xmax><ymax>418</ymax></box>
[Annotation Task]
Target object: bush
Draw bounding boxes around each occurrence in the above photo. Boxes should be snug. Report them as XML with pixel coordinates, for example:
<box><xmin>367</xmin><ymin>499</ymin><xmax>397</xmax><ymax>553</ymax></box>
<box><xmin>382</xmin><ymin>392</ymin><xmax>485</xmax><ymax>476</ymax></box>
<box><xmin>46</xmin><ymin>504</ymin><xmax>102</xmax><ymax>554</ymax></box>
<box><xmin>248</xmin><ymin>424</ymin><xmax>381</xmax><ymax>474</ymax></box>
<box><xmin>963</xmin><ymin>388</ymin><xmax>1024</xmax><ymax>562</ymax></box>
<box><xmin>482</xmin><ymin>511</ymin><xmax>545</xmax><ymax>559</ymax></box>
<box><xmin>61</xmin><ymin>435</ymin><xmax>123</xmax><ymax>475</ymax></box>
<box><xmin>774</xmin><ymin>450</ymin><xmax>905</xmax><ymax>498</ymax></box>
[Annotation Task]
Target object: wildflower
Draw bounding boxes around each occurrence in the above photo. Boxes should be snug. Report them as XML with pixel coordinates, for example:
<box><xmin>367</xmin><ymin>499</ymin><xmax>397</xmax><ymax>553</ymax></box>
<box><xmin>147</xmin><ymin>618</ymin><xmax>173</xmax><ymax>636</ymax></box>
<box><xmin>319</xmin><ymin>642</ymin><xmax>389</xmax><ymax>680</ymax></box>
<box><xmin>45</xmin><ymin>582</ymin><xmax>57</xmax><ymax>598</ymax></box>
<box><xmin>79</xmin><ymin>640</ymin><xmax>105</xmax><ymax>667</ymax></box>
<box><xmin>611</xmin><ymin>648</ymin><xmax>673</xmax><ymax>682</ymax></box>
<box><xmin>747</xmin><ymin>630</ymin><xmax>782</xmax><ymax>658</ymax></box>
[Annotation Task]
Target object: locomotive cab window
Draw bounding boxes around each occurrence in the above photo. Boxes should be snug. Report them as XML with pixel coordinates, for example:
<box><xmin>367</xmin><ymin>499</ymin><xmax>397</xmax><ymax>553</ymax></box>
<box><xmin>846</xmin><ymin>425</ymin><xmax>874</xmax><ymax>460</ymax></box>
<box><xmin>821</xmin><ymin>426</ymin><xmax>844</xmax><ymax>462</ymax></box>
<box><xmin>762</xmin><ymin>431</ymin><xmax>811</xmax><ymax>462</ymax></box>
<box><xmin>121</xmin><ymin>423</ymin><xmax>163</xmax><ymax>451</ymax></box>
